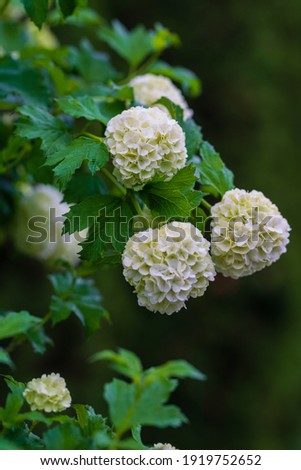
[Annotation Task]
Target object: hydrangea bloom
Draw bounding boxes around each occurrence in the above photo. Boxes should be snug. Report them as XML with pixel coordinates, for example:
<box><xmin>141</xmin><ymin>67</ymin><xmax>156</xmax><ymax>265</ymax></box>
<box><xmin>23</xmin><ymin>373</ymin><xmax>71</xmax><ymax>413</ymax></box>
<box><xmin>130</xmin><ymin>73</ymin><xmax>193</xmax><ymax>120</ymax></box>
<box><xmin>211</xmin><ymin>188</ymin><xmax>291</xmax><ymax>279</ymax></box>
<box><xmin>152</xmin><ymin>443</ymin><xmax>177</xmax><ymax>450</ymax></box>
<box><xmin>105</xmin><ymin>106</ymin><xmax>187</xmax><ymax>189</ymax></box>
<box><xmin>122</xmin><ymin>222</ymin><xmax>216</xmax><ymax>314</ymax></box>
<box><xmin>13</xmin><ymin>184</ymin><xmax>84</xmax><ymax>266</ymax></box>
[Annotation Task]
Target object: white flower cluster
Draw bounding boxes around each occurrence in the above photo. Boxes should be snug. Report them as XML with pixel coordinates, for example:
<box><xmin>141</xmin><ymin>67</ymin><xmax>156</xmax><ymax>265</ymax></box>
<box><xmin>122</xmin><ymin>222</ymin><xmax>216</xmax><ymax>315</ymax></box>
<box><xmin>105</xmin><ymin>106</ymin><xmax>187</xmax><ymax>189</ymax></box>
<box><xmin>211</xmin><ymin>188</ymin><xmax>291</xmax><ymax>279</ymax></box>
<box><xmin>13</xmin><ymin>184</ymin><xmax>84</xmax><ymax>266</ymax></box>
<box><xmin>23</xmin><ymin>373</ymin><xmax>71</xmax><ymax>413</ymax></box>
<box><xmin>130</xmin><ymin>73</ymin><xmax>193</xmax><ymax>120</ymax></box>
<box><xmin>152</xmin><ymin>443</ymin><xmax>177</xmax><ymax>450</ymax></box>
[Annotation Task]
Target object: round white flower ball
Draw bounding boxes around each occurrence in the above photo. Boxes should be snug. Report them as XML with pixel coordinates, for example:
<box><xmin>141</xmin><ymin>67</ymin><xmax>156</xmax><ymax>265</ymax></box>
<box><xmin>105</xmin><ymin>106</ymin><xmax>187</xmax><ymax>189</ymax></box>
<box><xmin>210</xmin><ymin>188</ymin><xmax>291</xmax><ymax>279</ymax></box>
<box><xmin>13</xmin><ymin>184</ymin><xmax>84</xmax><ymax>266</ymax></box>
<box><xmin>152</xmin><ymin>442</ymin><xmax>177</xmax><ymax>450</ymax></box>
<box><xmin>122</xmin><ymin>221</ymin><xmax>216</xmax><ymax>314</ymax></box>
<box><xmin>23</xmin><ymin>373</ymin><xmax>71</xmax><ymax>413</ymax></box>
<box><xmin>130</xmin><ymin>73</ymin><xmax>193</xmax><ymax>120</ymax></box>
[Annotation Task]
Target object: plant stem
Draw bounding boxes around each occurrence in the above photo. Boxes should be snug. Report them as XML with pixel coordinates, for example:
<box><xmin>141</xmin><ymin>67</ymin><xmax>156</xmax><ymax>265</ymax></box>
<box><xmin>118</xmin><ymin>52</ymin><xmax>160</xmax><ymax>85</ymax></box>
<box><xmin>81</xmin><ymin>132</ymin><xmax>104</xmax><ymax>143</ymax></box>
<box><xmin>200</xmin><ymin>198</ymin><xmax>212</xmax><ymax>212</ymax></box>
<box><xmin>129</xmin><ymin>191</ymin><xmax>144</xmax><ymax>217</ymax></box>
<box><xmin>200</xmin><ymin>184</ymin><xmax>219</xmax><ymax>199</ymax></box>
<box><xmin>101</xmin><ymin>168</ymin><xmax>127</xmax><ymax>197</ymax></box>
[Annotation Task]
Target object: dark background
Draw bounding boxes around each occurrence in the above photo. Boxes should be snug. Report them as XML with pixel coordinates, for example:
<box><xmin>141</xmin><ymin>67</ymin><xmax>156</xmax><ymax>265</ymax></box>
<box><xmin>1</xmin><ymin>0</ymin><xmax>301</xmax><ymax>449</ymax></box>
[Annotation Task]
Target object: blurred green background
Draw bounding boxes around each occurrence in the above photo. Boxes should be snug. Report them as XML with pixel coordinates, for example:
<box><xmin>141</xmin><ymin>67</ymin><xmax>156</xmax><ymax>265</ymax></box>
<box><xmin>1</xmin><ymin>0</ymin><xmax>301</xmax><ymax>449</ymax></box>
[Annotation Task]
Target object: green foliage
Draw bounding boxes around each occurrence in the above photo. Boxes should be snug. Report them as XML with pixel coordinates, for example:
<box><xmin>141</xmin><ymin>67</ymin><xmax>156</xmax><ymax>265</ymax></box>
<box><xmin>93</xmin><ymin>348</ymin><xmax>204</xmax><ymax>441</ymax></box>
<box><xmin>63</xmin><ymin>194</ymin><xmax>135</xmax><ymax>262</ymax></box>
<box><xmin>150</xmin><ymin>60</ymin><xmax>201</xmax><ymax>97</ymax></box>
<box><xmin>20</xmin><ymin>0</ymin><xmax>87</xmax><ymax>27</ymax></box>
<box><xmin>98</xmin><ymin>21</ymin><xmax>179</xmax><ymax>68</ymax></box>
<box><xmin>0</xmin><ymin>349</ymin><xmax>14</xmax><ymax>368</ymax></box>
<box><xmin>57</xmin><ymin>95</ymin><xmax>125</xmax><ymax>124</ymax></box>
<box><xmin>45</xmin><ymin>136</ymin><xmax>109</xmax><ymax>189</ymax></box>
<box><xmin>69</xmin><ymin>39</ymin><xmax>119</xmax><ymax>83</ymax></box>
<box><xmin>0</xmin><ymin>57</ymin><xmax>50</xmax><ymax>106</ymax></box>
<box><xmin>196</xmin><ymin>141</ymin><xmax>235</xmax><ymax>197</ymax></box>
<box><xmin>16</xmin><ymin>105</ymin><xmax>70</xmax><ymax>155</ymax></box>
<box><xmin>20</xmin><ymin>0</ymin><xmax>48</xmax><ymax>29</ymax></box>
<box><xmin>99</xmin><ymin>21</ymin><xmax>153</xmax><ymax>68</ymax></box>
<box><xmin>58</xmin><ymin>0</ymin><xmax>87</xmax><ymax>18</ymax></box>
<box><xmin>140</xmin><ymin>164</ymin><xmax>203</xmax><ymax>219</ymax></box>
<box><xmin>0</xmin><ymin>311</ymin><xmax>41</xmax><ymax>340</ymax></box>
<box><xmin>49</xmin><ymin>271</ymin><xmax>108</xmax><ymax>334</ymax></box>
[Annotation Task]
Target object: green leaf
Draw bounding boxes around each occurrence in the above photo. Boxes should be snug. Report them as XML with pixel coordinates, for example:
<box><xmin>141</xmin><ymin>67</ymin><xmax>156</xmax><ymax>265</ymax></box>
<box><xmin>64</xmin><ymin>195</ymin><xmax>134</xmax><ymax>261</ymax></box>
<box><xmin>155</xmin><ymin>96</ymin><xmax>184</xmax><ymax>123</ymax></box>
<box><xmin>58</xmin><ymin>0</ymin><xmax>86</xmax><ymax>17</ymax></box>
<box><xmin>64</xmin><ymin>173</ymin><xmax>106</xmax><ymax>204</ymax></box>
<box><xmin>3</xmin><ymin>393</ymin><xmax>24</xmax><ymax>423</ymax></box>
<box><xmin>45</xmin><ymin>136</ymin><xmax>109</xmax><ymax>189</ymax></box>
<box><xmin>4</xmin><ymin>376</ymin><xmax>26</xmax><ymax>395</ymax></box>
<box><xmin>73</xmin><ymin>405</ymin><xmax>110</xmax><ymax>437</ymax></box>
<box><xmin>43</xmin><ymin>422</ymin><xmax>87</xmax><ymax>450</ymax></box>
<box><xmin>21</xmin><ymin>0</ymin><xmax>48</xmax><ymax>28</ymax></box>
<box><xmin>0</xmin><ymin>349</ymin><xmax>14</xmax><ymax>369</ymax></box>
<box><xmin>182</xmin><ymin>119</ymin><xmax>203</xmax><ymax>159</ymax></box>
<box><xmin>64</xmin><ymin>195</ymin><xmax>121</xmax><ymax>234</ymax></box>
<box><xmin>0</xmin><ymin>135</ymin><xmax>29</xmax><ymax>174</ymax></box>
<box><xmin>15</xmin><ymin>411</ymin><xmax>53</xmax><ymax>426</ymax></box>
<box><xmin>0</xmin><ymin>311</ymin><xmax>41</xmax><ymax>340</ymax></box>
<box><xmin>75</xmin><ymin>83</ymin><xmax>133</xmax><ymax>103</ymax></box>
<box><xmin>25</xmin><ymin>328</ymin><xmax>53</xmax><ymax>355</ymax></box>
<box><xmin>49</xmin><ymin>272</ymin><xmax>108</xmax><ymax>334</ymax></box>
<box><xmin>131</xmin><ymin>425</ymin><xmax>146</xmax><ymax>448</ymax></box>
<box><xmin>150</xmin><ymin>60</ymin><xmax>201</xmax><ymax>97</ymax></box>
<box><xmin>2</xmin><ymin>377</ymin><xmax>25</xmax><ymax>425</ymax></box>
<box><xmin>140</xmin><ymin>165</ymin><xmax>203</xmax><ymax>219</ymax></box>
<box><xmin>0</xmin><ymin>57</ymin><xmax>50</xmax><ymax>105</ymax></box>
<box><xmin>91</xmin><ymin>348</ymin><xmax>142</xmax><ymax>380</ymax></box>
<box><xmin>16</xmin><ymin>105</ymin><xmax>70</xmax><ymax>156</ymax></box>
<box><xmin>197</xmin><ymin>141</ymin><xmax>235</xmax><ymax>196</ymax></box>
<box><xmin>57</xmin><ymin>95</ymin><xmax>124</xmax><ymax>124</ymax></box>
<box><xmin>69</xmin><ymin>39</ymin><xmax>119</xmax><ymax>83</ymax></box>
<box><xmin>146</xmin><ymin>360</ymin><xmax>206</xmax><ymax>382</ymax></box>
<box><xmin>104</xmin><ymin>378</ymin><xmax>186</xmax><ymax>431</ymax></box>
<box><xmin>98</xmin><ymin>21</ymin><xmax>153</xmax><ymax>67</ymax></box>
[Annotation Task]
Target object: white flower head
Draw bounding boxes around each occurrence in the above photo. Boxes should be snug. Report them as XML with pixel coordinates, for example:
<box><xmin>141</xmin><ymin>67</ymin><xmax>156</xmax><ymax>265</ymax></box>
<box><xmin>105</xmin><ymin>106</ymin><xmax>187</xmax><ymax>189</ymax></box>
<box><xmin>122</xmin><ymin>221</ymin><xmax>216</xmax><ymax>314</ymax></box>
<box><xmin>211</xmin><ymin>188</ymin><xmax>291</xmax><ymax>279</ymax></box>
<box><xmin>23</xmin><ymin>373</ymin><xmax>71</xmax><ymax>413</ymax></box>
<box><xmin>152</xmin><ymin>442</ymin><xmax>177</xmax><ymax>450</ymax></box>
<box><xmin>13</xmin><ymin>184</ymin><xmax>84</xmax><ymax>266</ymax></box>
<box><xmin>130</xmin><ymin>73</ymin><xmax>193</xmax><ymax>120</ymax></box>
